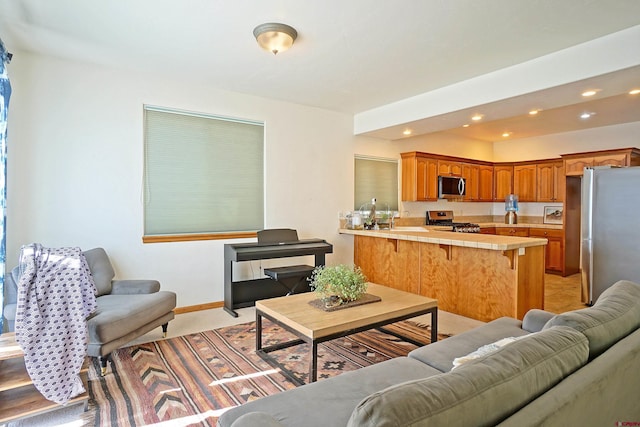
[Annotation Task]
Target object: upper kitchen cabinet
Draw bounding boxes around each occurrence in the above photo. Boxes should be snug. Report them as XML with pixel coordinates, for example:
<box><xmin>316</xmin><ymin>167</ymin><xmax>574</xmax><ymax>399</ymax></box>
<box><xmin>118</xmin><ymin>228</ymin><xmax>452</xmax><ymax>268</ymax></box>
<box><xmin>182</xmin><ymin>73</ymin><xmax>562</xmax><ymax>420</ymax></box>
<box><xmin>537</xmin><ymin>160</ymin><xmax>565</xmax><ymax>202</ymax></box>
<box><xmin>462</xmin><ymin>163</ymin><xmax>494</xmax><ymax>202</ymax></box>
<box><xmin>513</xmin><ymin>163</ymin><xmax>537</xmax><ymax>202</ymax></box>
<box><xmin>401</xmin><ymin>152</ymin><xmax>438</xmax><ymax>201</ymax></box>
<box><xmin>437</xmin><ymin>160</ymin><xmax>463</xmax><ymax>176</ymax></box>
<box><xmin>563</xmin><ymin>148</ymin><xmax>640</xmax><ymax>176</ymax></box>
<box><xmin>493</xmin><ymin>165</ymin><xmax>513</xmax><ymax>201</ymax></box>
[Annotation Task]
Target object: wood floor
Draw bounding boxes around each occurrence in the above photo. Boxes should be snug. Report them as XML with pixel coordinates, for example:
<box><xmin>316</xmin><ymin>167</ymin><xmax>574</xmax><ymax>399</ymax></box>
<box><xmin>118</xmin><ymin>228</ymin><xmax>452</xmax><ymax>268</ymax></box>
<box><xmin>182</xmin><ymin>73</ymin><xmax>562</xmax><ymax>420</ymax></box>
<box><xmin>544</xmin><ymin>273</ymin><xmax>586</xmax><ymax>314</ymax></box>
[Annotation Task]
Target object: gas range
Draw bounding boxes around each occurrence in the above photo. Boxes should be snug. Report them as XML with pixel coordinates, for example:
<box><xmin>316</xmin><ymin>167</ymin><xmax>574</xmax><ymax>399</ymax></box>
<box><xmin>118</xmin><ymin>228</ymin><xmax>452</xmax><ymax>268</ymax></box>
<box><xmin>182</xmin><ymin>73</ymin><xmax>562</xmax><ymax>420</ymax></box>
<box><xmin>426</xmin><ymin>210</ymin><xmax>481</xmax><ymax>233</ymax></box>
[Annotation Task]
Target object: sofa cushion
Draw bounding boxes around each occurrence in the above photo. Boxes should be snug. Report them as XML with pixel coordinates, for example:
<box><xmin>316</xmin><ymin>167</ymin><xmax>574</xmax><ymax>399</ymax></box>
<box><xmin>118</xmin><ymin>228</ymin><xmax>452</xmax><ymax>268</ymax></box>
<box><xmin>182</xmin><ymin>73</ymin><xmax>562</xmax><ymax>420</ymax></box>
<box><xmin>230</xmin><ymin>412</ymin><xmax>286</xmax><ymax>427</ymax></box>
<box><xmin>88</xmin><ymin>291</ymin><xmax>176</xmax><ymax>344</ymax></box>
<box><xmin>83</xmin><ymin>248</ymin><xmax>115</xmax><ymax>296</ymax></box>
<box><xmin>217</xmin><ymin>357</ymin><xmax>443</xmax><ymax>427</ymax></box>
<box><xmin>543</xmin><ymin>280</ymin><xmax>640</xmax><ymax>358</ymax></box>
<box><xmin>409</xmin><ymin>316</ymin><xmax>529</xmax><ymax>372</ymax></box>
<box><xmin>348</xmin><ymin>326</ymin><xmax>589</xmax><ymax>427</ymax></box>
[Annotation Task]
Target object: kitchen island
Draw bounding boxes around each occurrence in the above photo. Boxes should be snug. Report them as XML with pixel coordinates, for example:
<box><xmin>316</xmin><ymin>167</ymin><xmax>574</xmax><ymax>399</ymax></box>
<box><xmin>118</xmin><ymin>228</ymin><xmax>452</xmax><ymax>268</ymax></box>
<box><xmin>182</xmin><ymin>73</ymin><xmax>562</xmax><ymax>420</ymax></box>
<box><xmin>339</xmin><ymin>228</ymin><xmax>547</xmax><ymax>322</ymax></box>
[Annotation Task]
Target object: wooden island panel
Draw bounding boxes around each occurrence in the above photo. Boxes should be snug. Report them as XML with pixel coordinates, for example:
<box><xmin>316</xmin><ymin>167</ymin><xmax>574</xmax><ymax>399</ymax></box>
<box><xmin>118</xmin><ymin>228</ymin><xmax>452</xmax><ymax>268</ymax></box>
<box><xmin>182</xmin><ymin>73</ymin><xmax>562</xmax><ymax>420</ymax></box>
<box><xmin>418</xmin><ymin>243</ymin><xmax>459</xmax><ymax>315</ymax></box>
<box><xmin>354</xmin><ymin>236</ymin><xmax>420</xmax><ymax>295</ymax></box>
<box><xmin>348</xmin><ymin>229</ymin><xmax>546</xmax><ymax>322</ymax></box>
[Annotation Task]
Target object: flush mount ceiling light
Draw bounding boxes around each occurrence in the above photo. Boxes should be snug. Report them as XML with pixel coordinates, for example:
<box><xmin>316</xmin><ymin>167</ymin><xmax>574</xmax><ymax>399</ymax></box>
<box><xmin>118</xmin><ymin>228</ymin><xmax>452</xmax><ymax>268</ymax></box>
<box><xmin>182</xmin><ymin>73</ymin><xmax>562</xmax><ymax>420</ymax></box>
<box><xmin>253</xmin><ymin>23</ymin><xmax>298</xmax><ymax>55</ymax></box>
<box><xmin>471</xmin><ymin>114</ymin><xmax>483</xmax><ymax>121</ymax></box>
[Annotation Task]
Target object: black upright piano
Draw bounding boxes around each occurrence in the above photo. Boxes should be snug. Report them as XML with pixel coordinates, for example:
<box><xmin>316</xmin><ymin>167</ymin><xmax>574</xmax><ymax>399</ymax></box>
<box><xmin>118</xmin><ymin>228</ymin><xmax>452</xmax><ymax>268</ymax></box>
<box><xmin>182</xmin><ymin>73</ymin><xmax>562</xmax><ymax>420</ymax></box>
<box><xmin>223</xmin><ymin>229</ymin><xmax>333</xmax><ymax>317</ymax></box>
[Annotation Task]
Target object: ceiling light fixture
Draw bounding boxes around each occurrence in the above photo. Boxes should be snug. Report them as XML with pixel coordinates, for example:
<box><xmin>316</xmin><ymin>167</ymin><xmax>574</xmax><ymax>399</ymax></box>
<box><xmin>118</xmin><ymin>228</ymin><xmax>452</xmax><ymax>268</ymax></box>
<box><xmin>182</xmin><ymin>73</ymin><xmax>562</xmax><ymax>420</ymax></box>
<box><xmin>502</xmin><ymin>132</ymin><xmax>511</xmax><ymax>138</ymax></box>
<box><xmin>580</xmin><ymin>112</ymin><xmax>595</xmax><ymax>120</ymax></box>
<box><xmin>471</xmin><ymin>114</ymin><xmax>483</xmax><ymax>121</ymax></box>
<box><xmin>403</xmin><ymin>129</ymin><xmax>412</xmax><ymax>136</ymax></box>
<box><xmin>630</xmin><ymin>89</ymin><xmax>640</xmax><ymax>95</ymax></box>
<box><xmin>253</xmin><ymin>23</ymin><xmax>298</xmax><ymax>55</ymax></box>
<box><xmin>528</xmin><ymin>109</ymin><xmax>540</xmax><ymax>116</ymax></box>
<box><xmin>581</xmin><ymin>90</ymin><xmax>598</xmax><ymax>97</ymax></box>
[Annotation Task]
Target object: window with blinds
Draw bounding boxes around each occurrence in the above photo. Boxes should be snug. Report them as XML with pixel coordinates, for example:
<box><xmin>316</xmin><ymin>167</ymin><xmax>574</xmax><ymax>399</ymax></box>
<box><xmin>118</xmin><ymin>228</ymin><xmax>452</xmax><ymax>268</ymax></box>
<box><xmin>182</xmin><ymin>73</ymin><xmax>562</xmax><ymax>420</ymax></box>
<box><xmin>354</xmin><ymin>156</ymin><xmax>399</xmax><ymax>211</ymax></box>
<box><xmin>143</xmin><ymin>106</ymin><xmax>264</xmax><ymax>239</ymax></box>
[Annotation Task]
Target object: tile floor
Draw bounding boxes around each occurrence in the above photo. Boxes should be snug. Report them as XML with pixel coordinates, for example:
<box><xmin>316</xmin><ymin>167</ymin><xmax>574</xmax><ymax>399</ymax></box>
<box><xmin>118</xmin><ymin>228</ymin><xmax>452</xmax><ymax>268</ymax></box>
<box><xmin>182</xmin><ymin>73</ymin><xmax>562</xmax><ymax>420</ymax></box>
<box><xmin>544</xmin><ymin>273</ymin><xmax>585</xmax><ymax>314</ymax></box>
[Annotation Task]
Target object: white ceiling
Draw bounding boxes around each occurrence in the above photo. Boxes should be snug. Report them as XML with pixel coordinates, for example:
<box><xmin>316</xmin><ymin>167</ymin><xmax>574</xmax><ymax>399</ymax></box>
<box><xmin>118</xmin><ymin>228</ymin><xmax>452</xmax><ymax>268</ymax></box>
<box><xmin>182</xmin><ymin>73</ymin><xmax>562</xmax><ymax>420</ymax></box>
<box><xmin>1</xmin><ymin>0</ymin><xmax>639</xmax><ymax>141</ymax></box>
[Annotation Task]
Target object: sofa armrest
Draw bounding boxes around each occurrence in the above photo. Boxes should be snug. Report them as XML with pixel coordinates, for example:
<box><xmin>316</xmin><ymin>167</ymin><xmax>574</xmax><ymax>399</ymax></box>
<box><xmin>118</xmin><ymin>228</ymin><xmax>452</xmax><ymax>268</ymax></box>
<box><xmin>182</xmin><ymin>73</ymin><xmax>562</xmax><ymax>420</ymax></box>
<box><xmin>110</xmin><ymin>279</ymin><xmax>161</xmax><ymax>295</ymax></box>
<box><xmin>227</xmin><ymin>412</ymin><xmax>285</xmax><ymax>427</ymax></box>
<box><xmin>522</xmin><ymin>309</ymin><xmax>556</xmax><ymax>332</ymax></box>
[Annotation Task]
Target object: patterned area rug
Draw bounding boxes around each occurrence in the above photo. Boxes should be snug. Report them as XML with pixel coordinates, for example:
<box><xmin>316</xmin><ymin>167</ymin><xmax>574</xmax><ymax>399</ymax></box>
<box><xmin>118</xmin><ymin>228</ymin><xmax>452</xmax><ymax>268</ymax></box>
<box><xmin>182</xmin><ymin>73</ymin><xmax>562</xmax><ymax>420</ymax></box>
<box><xmin>87</xmin><ymin>319</ymin><xmax>448</xmax><ymax>426</ymax></box>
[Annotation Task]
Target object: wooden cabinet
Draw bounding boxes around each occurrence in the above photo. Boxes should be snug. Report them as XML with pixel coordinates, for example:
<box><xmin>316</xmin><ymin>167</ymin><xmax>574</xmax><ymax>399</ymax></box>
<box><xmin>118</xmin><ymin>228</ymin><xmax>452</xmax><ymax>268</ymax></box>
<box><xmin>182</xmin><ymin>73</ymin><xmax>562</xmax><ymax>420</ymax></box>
<box><xmin>513</xmin><ymin>164</ymin><xmax>537</xmax><ymax>202</ymax></box>
<box><xmin>417</xmin><ymin>156</ymin><xmax>438</xmax><ymax>201</ymax></box>
<box><xmin>401</xmin><ymin>152</ymin><xmax>438</xmax><ymax>201</ymax></box>
<box><xmin>529</xmin><ymin>228</ymin><xmax>564</xmax><ymax>274</ymax></box>
<box><xmin>479</xmin><ymin>227</ymin><xmax>496</xmax><ymax>235</ymax></box>
<box><xmin>493</xmin><ymin>165</ymin><xmax>513</xmax><ymax>201</ymax></box>
<box><xmin>461</xmin><ymin>164</ymin><xmax>479</xmax><ymax>201</ymax></box>
<box><xmin>459</xmin><ymin>163</ymin><xmax>494</xmax><ymax>202</ymax></box>
<box><xmin>564</xmin><ymin>158</ymin><xmax>593</xmax><ymax>176</ymax></box>
<box><xmin>495</xmin><ymin>227</ymin><xmax>530</xmax><ymax>237</ymax></box>
<box><xmin>401</xmin><ymin>148</ymin><xmax>639</xmax><ymax>204</ymax></box>
<box><xmin>537</xmin><ymin>161</ymin><xmax>565</xmax><ymax>202</ymax></box>
<box><xmin>438</xmin><ymin>160</ymin><xmax>463</xmax><ymax>176</ymax></box>
<box><xmin>563</xmin><ymin>148</ymin><xmax>640</xmax><ymax>176</ymax></box>
<box><xmin>478</xmin><ymin>165</ymin><xmax>494</xmax><ymax>201</ymax></box>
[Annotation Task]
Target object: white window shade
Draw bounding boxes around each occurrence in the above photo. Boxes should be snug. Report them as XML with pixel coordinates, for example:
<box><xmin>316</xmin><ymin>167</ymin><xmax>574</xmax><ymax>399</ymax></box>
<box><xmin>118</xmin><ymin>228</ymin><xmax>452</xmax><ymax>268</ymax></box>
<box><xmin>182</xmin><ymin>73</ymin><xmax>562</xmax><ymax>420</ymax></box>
<box><xmin>144</xmin><ymin>106</ymin><xmax>264</xmax><ymax>236</ymax></box>
<box><xmin>354</xmin><ymin>156</ymin><xmax>398</xmax><ymax>211</ymax></box>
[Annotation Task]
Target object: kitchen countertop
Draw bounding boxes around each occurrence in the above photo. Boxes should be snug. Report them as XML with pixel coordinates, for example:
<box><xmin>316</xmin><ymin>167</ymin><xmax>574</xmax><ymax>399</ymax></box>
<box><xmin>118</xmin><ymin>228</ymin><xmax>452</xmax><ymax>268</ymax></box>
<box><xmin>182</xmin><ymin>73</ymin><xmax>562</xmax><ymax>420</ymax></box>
<box><xmin>339</xmin><ymin>228</ymin><xmax>548</xmax><ymax>251</ymax></box>
<box><xmin>478</xmin><ymin>222</ymin><xmax>562</xmax><ymax>230</ymax></box>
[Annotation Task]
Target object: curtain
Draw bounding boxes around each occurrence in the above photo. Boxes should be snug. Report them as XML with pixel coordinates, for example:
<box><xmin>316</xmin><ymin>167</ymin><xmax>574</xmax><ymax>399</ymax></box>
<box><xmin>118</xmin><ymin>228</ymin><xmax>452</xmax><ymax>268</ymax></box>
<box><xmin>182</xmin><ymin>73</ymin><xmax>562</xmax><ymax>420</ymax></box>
<box><xmin>0</xmin><ymin>38</ymin><xmax>11</xmax><ymax>332</ymax></box>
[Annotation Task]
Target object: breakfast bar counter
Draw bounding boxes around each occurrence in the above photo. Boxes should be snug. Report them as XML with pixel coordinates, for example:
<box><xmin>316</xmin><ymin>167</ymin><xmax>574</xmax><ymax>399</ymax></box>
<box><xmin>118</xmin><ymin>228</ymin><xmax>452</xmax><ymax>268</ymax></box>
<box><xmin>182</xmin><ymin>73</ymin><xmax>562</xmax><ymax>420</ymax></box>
<box><xmin>339</xmin><ymin>228</ymin><xmax>547</xmax><ymax>322</ymax></box>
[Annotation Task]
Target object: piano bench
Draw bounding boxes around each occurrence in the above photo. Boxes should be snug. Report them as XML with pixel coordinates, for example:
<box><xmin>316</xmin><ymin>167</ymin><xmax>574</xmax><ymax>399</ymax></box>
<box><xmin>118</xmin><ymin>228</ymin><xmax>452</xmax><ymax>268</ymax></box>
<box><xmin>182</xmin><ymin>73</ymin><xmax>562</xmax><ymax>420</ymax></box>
<box><xmin>264</xmin><ymin>265</ymin><xmax>315</xmax><ymax>296</ymax></box>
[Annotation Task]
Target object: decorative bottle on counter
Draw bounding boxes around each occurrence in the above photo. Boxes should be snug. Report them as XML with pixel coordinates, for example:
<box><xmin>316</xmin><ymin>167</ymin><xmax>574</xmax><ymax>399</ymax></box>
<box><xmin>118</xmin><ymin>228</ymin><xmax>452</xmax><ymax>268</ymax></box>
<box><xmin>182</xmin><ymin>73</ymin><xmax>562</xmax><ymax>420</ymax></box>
<box><xmin>367</xmin><ymin>198</ymin><xmax>377</xmax><ymax>230</ymax></box>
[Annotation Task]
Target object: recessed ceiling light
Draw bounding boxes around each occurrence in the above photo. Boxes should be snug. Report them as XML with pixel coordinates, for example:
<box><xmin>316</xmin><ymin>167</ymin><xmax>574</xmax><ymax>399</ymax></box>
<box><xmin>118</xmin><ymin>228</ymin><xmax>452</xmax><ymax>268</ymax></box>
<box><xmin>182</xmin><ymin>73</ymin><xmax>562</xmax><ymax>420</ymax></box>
<box><xmin>580</xmin><ymin>112</ymin><xmax>595</xmax><ymax>119</ymax></box>
<box><xmin>462</xmin><ymin>124</ymin><xmax>470</xmax><ymax>128</ymax></box>
<box><xmin>630</xmin><ymin>89</ymin><xmax>640</xmax><ymax>95</ymax></box>
<box><xmin>502</xmin><ymin>132</ymin><xmax>511</xmax><ymax>138</ymax></box>
<box><xmin>582</xmin><ymin>90</ymin><xmax>598</xmax><ymax>97</ymax></box>
<box><xmin>403</xmin><ymin>129</ymin><xmax>412</xmax><ymax>136</ymax></box>
<box><xmin>528</xmin><ymin>109</ymin><xmax>541</xmax><ymax>116</ymax></box>
<box><xmin>471</xmin><ymin>114</ymin><xmax>483</xmax><ymax>121</ymax></box>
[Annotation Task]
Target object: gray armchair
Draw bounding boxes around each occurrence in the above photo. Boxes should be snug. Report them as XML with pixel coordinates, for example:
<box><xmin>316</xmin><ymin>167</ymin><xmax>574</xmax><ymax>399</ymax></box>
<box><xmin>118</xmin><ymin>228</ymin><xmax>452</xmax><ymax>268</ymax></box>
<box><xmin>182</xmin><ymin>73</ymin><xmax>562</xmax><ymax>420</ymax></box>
<box><xmin>3</xmin><ymin>247</ymin><xmax>177</xmax><ymax>375</ymax></box>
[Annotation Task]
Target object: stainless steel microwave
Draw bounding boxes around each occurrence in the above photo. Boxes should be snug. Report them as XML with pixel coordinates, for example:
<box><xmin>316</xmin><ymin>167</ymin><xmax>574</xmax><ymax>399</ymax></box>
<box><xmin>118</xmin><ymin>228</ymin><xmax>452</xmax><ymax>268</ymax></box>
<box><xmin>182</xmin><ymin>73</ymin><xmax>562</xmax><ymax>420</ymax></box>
<box><xmin>438</xmin><ymin>176</ymin><xmax>466</xmax><ymax>198</ymax></box>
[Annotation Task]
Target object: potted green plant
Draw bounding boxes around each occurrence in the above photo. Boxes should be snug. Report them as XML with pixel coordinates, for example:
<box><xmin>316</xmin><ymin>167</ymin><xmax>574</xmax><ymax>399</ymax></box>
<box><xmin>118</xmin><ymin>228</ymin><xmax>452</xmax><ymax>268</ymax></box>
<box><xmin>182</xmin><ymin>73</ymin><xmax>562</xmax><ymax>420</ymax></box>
<box><xmin>309</xmin><ymin>264</ymin><xmax>368</xmax><ymax>308</ymax></box>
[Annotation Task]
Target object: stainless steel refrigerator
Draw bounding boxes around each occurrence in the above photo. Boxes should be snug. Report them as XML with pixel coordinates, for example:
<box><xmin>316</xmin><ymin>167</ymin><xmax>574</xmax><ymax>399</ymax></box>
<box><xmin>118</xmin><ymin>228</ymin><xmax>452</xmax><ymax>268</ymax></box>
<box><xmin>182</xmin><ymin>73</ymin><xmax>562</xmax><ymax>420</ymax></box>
<box><xmin>581</xmin><ymin>166</ymin><xmax>640</xmax><ymax>305</ymax></box>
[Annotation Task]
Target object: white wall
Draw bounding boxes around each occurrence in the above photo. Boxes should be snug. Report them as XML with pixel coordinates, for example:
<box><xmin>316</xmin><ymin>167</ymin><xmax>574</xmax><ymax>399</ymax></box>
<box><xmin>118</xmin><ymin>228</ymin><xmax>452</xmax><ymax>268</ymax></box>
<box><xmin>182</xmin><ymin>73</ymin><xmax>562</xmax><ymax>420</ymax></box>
<box><xmin>492</xmin><ymin>122</ymin><xmax>640</xmax><ymax>162</ymax></box>
<box><xmin>6</xmin><ymin>51</ymin><xmax>639</xmax><ymax>308</ymax></box>
<box><xmin>6</xmin><ymin>52</ymin><xmax>360</xmax><ymax>308</ymax></box>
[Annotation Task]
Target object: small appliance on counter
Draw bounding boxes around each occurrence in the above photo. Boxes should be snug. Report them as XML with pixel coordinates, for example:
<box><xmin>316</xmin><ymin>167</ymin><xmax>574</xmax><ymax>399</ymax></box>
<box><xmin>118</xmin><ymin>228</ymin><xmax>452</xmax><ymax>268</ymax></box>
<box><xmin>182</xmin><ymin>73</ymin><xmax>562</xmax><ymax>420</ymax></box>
<box><xmin>505</xmin><ymin>194</ymin><xmax>518</xmax><ymax>224</ymax></box>
<box><xmin>426</xmin><ymin>210</ymin><xmax>480</xmax><ymax>233</ymax></box>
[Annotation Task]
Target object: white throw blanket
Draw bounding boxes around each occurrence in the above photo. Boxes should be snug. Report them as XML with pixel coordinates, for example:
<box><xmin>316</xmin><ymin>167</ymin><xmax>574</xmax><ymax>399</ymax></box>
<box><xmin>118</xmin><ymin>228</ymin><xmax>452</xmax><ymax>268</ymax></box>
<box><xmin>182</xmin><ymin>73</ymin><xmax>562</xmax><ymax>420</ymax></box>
<box><xmin>15</xmin><ymin>243</ymin><xmax>97</xmax><ymax>404</ymax></box>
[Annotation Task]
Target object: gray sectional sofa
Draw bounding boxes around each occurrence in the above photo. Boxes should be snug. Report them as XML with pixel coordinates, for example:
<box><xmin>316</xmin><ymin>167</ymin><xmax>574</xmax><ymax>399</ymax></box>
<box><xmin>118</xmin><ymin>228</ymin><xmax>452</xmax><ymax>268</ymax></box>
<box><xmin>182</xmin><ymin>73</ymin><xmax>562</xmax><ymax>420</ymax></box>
<box><xmin>218</xmin><ymin>279</ymin><xmax>640</xmax><ymax>427</ymax></box>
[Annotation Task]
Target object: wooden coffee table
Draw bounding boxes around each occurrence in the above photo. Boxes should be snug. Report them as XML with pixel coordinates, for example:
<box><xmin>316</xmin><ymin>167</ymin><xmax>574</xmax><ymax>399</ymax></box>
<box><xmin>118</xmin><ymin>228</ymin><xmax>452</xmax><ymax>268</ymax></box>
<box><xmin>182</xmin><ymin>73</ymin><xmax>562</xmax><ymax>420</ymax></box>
<box><xmin>255</xmin><ymin>283</ymin><xmax>438</xmax><ymax>385</ymax></box>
